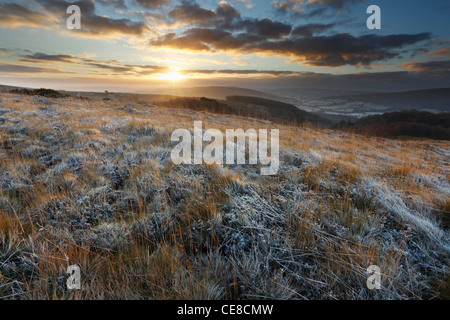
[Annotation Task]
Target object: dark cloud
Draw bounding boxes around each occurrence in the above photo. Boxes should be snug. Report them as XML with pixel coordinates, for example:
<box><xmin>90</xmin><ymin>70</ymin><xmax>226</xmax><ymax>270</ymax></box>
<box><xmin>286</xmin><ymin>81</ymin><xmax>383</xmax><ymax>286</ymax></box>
<box><xmin>2</xmin><ymin>0</ymin><xmax>151</xmax><ymax>37</ymax></box>
<box><xmin>8</xmin><ymin>49</ymin><xmax>171</xmax><ymax>76</ymax></box>
<box><xmin>81</xmin><ymin>15</ymin><xmax>149</xmax><ymax>36</ymax></box>
<box><xmin>306</xmin><ymin>0</ymin><xmax>365</xmax><ymax>9</ymax></box>
<box><xmin>151</xmin><ymin>25</ymin><xmax>431</xmax><ymax>67</ymax></box>
<box><xmin>168</xmin><ymin>1</ymin><xmax>216</xmax><ymax>25</ymax></box>
<box><xmin>79</xmin><ymin>59</ymin><xmax>171</xmax><ymax>75</ymax></box>
<box><xmin>10</xmin><ymin>47</ymin><xmax>297</xmax><ymax>77</ymax></box>
<box><xmin>42</xmin><ymin>0</ymin><xmax>149</xmax><ymax>36</ymax></box>
<box><xmin>82</xmin><ymin>62</ymin><xmax>134</xmax><ymax>73</ymax></box>
<box><xmin>79</xmin><ymin>62</ymin><xmax>169</xmax><ymax>75</ymax></box>
<box><xmin>37</xmin><ymin>0</ymin><xmax>96</xmax><ymax>15</ymax></box>
<box><xmin>150</xmin><ymin>31</ymin><xmax>213</xmax><ymax>51</ymax></box>
<box><xmin>0</xmin><ymin>0</ymin><xmax>442</xmax><ymax>75</ymax></box>
<box><xmin>166</xmin><ymin>1</ymin><xmax>240</xmax><ymax>28</ymax></box>
<box><xmin>292</xmin><ymin>23</ymin><xmax>335</xmax><ymax>37</ymax></box>
<box><xmin>166</xmin><ymin>1</ymin><xmax>289</xmax><ymax>39</ymax></box>
<box><xmin>235</xmin><ymin>18</ymin><xmax>292</xmax><ymax>39</ymax></box>
<box><xmin>151</xmin><ymin>28</ymin><xmax>267</xmax><ymax>52</ymax></box>
<box><xmin>21</xmin><ymin>52</ymin><xmax>76</xmax><ymax>63</ymax></box>
<box><xmin>153</xmin><ymin>1</ymin><xmax>291</xmax><ymax>52</ymax></box>
<box><xmin>215</xmin><ymin>0</ymin><xmax>241</xmax><ymax>25</ymax></box>
<box><xmin>259</xmin><ymin>33</ymin><xmax>431</xmax><ymax>67</ymax></box>
<box><xmin>273</xmin><ymin>0</ymin><xmax>365</xmax><ymax>16</ymax></box>
<box><xmin>402</xmin><ymin>60</ymin><xmax>450</xmax><ymax>73</ymax></box>
<box><xmin>0</xmin><ymin>2</ymin><xmax>54</xmax><ymax>28</ymax></box>
<box><xmin>150</xmin><ymin>1</ymin><xmax>430</xmax><ymax>68</ymax></box>
<box><xmin>272</xmin><ymin>0</ymin><xmax>304</xmax><ymax>14</ymax></box>
<box><xmin>0</xmin><ymin>64</ymin><xmax>64</xmax><ymax>73</ymax></box>
<box><xmin>99</xmin><ymin>0</ymin><xmax>127</xmax><ymax>9</ymax></box>
<box><xmin>136</xmin><ymin>0</ymin><xmax>171</xmax><ymax>10</ymax></box>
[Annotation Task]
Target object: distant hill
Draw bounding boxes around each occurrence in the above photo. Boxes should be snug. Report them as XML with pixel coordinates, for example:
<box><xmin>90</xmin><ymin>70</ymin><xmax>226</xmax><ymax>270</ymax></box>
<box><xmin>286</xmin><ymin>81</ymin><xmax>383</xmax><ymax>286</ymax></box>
<box><xmin>9</xmin><ymin>88</ymin><xmax>69</xmax><ymax>98</ymax></box>
<box><xmin>337</xmin><ymin>110</ymin><xmax>450</xmax><ymax>140</ymax></box>
<box><xmin>1</xmin><ymin>84</ymin><xmax>177</xmax><ymax>103</ymax></box>
<box><xmin>155</xmin><ymin>95</ymin><xmax>330</xmax><ymax>127</ymax></box>
<box><xmin>2</xmin><ymin>83</ymin><xmax>278</xmax><ymax>104</ymax></box>
<box><xmin>4</xmin><ymin>83</ymin><xmax>449</xmax><ymax>122</ymax></box>
<box><xmin>226</xmin><ymin>95</ymin><xmax>328</xmax><ymax>126</ymax></box>
<box><xmin>355</xmin><ymin>109</ymin><xmax>450</xmax><ymax>128</ymax></box>
<box><xmin>63</xmin><ymin>91</ymin><xmax>176</xmax><ymax>103</ymax></box>
<box><xmin>0</xmin><ymin>84</ymin><xmax>28</xmax><ymax>91</ymax></box>
<box><xmin>156</xmin><ymin>86</ymin><xmax>277</xmax><ymax>100</ymax></box>
<box><xmin>329</xmin><ymin>88</ymin><xmax>450</xmax><ymax>112</ymax></box>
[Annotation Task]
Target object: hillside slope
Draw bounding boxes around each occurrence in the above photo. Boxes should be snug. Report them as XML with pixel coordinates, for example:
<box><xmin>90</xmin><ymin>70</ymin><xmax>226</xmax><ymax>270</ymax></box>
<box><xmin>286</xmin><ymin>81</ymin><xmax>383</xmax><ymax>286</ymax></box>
<box><xmin>0</xmin><ymin>92</ymin><xmax>449</xmax><ymax>299</ymax></box>
<box><xmin>337</xmin><ymin>110</ymin><xmax>450</xmax><ymax>140</ymax></box>
<box><xmin>155</xmin><ymin>86</ymin><xmax>277</xmax><ymax>100</ymax></box>
<box><xmin>155</xmin><ymin>95</ymin><xmax>330</xmax><ymax>127</ymax></box>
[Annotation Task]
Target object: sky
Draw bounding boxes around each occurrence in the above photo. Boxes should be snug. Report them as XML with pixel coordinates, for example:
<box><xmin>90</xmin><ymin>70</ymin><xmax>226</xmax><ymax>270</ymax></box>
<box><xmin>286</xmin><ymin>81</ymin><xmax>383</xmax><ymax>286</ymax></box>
<box><xmin>0</xmin><ymin>0</ymin><xmax>449</xmax><ymax>92</ymax></box>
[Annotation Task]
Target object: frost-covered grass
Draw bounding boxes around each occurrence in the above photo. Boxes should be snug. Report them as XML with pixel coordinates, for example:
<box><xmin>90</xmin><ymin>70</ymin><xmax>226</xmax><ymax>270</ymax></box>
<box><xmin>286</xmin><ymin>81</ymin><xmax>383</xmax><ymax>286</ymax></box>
<box><xmin>0</xmin><ymin>93</ymin><xmax>448</xmax><ymax>300</ymax></box>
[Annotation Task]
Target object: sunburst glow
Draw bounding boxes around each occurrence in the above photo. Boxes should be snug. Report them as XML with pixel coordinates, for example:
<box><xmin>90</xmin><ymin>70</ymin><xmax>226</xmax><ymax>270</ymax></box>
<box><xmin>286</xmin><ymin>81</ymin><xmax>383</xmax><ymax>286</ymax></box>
<box><xmin>159</xmin><ymin>71</ymin><xmax>186</xmax><ymax>81</ymax></box>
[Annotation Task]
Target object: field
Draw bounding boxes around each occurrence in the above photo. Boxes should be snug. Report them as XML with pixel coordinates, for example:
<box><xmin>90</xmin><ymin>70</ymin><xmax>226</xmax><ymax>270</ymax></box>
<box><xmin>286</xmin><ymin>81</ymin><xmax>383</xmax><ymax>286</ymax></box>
<box><xmin>0</xmin><ymin>92</ymin><xmax>448</xmax><ymax>299</ymax></box>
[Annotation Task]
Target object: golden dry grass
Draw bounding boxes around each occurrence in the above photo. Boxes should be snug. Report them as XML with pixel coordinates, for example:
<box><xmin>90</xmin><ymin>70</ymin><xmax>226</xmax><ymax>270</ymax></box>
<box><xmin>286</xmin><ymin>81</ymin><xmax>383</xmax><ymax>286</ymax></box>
<box><xmin>0</xmin><ymin>92</ymin><xmax>448</xmax><ymax>300</ymax></box>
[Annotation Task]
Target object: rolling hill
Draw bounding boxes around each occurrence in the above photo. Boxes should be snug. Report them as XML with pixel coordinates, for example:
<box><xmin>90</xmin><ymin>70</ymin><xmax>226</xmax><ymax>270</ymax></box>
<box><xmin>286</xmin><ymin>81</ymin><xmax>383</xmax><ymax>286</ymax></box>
<box><xmin>154</xmin><ymin>86</ymin><xmax>278</xmax><ymax>100</ymax></box>
<box><xmin>0</xmin><ymin>91</ymin><xmax>448</xmax><ymax>299</ymax></box>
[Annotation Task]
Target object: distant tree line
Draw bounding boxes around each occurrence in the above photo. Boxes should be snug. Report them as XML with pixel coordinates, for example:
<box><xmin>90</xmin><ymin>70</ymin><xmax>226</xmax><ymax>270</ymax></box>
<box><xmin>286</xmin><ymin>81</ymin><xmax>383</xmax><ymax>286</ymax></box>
<box><xmin>9</xmin><ymin>88</ymin><xmax>69</xmax><ymax>98</ymax></box>
<box><xmin>336</xmin><ymin>110</ymin><xmax>450</xmax><ymax>140</ymax></box>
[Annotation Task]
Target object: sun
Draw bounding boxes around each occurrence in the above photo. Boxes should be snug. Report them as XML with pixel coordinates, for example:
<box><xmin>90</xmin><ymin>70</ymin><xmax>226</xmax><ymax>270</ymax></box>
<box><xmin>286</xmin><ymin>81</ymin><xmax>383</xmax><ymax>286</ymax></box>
<box><xmin>159</xmin><ymin>71</ymin><xmax>186</xmax><ymax>81</ymax></box>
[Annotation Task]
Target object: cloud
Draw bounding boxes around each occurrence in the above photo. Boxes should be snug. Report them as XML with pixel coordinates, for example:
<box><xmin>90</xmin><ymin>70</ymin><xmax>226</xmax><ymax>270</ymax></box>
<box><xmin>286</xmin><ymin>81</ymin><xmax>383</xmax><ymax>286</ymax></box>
<box><xmin>429</xmin><ymin>46</ymin><xmax>450</xmax><ymax>57</ymax></box>
<box><xmin>0</xmin><ymin>0</ymin><xmax>150</xmax><ymax>38</ymax></box>
<box><xmin>234</xmin><ymin>18</ymin><xmax>292</xmax><ymax>39</ymax></box>
<box><xmin>38</xmin><ymin>0</ymin><xmax>150</xmax><ymax>37</ymax></box>
<box><xmin>136</xmin><ymin>0</ymin><xmax>171</xmax><ymax>10</ymax></box>
<box><xmin>254</xmin><ymin>33</ymin><xmax>431</xmax><ymax>67</ymax></box>
<box><xmin>6</xmin><ymin>47</ymin><xmax>300</xmax><ymax>78</ymax></box>
<box><xmin>402</xmin><ymin>60</ymin><xmax>450</xmax><ymax>72</ymax></box>
<box><xmin>273</xmin><ymin>0</ymin><xmax>365</xmax><ymax>16</ymax></box>
<box><xmin>79</xmin><ymin>59</ymin><xmax>171</xmax><ymax>76</ymax></box>
<box><xmin>150</xmin><ymin>31</ymin><xmax>215</xmax><ymax>51</ymax></box>
<box><xmin>216</xmin><ymin>1</ymin><xmax>242</xmax><ymax>23</ymax></box>
<box><xmin>306</xmin><ymin>0</ymin><xmax>365</xmax><ymax>9</ymax></box>
<box><xmin>149</xmin><ymin>1</ymin><xmax>430</xmax><ymax>68</ymax></box>
<box><xmin>0</xmin><ymin>0</ymin><xmax>440</xmax><ymax>73</ymax></box>
<box><xmin>152</xmin><ymin>2</ymin><xmax>291</xmax><ymax>50</ymax></box>
<box><xmin>168</xmin><ymin>1</ymin><xmax>216</xmax><ymax>25</ymax></box>
<box><xmin>166</xmin><ymin>1</ymin><xmax>291</xmax><ymax>38</ymax></box>
<box><xmin>20</xmin><ymin>52</ymin><xmax>77</xmax><ymax>63</ymax></box>
<box><xmin>272</xmin><ymin>0</ymin><xmax>304</xmax><ymax>14</ymax></box>
<box><xmin>80</xmin><ymin>15</ymin><xmax>150</xmax><ymax>37</ymax></box>
<box><xmin>99</xmin><ymin>0</ymin><xmax>127</xmax><ymax>9</ymax></box>
<box><xmin>4</xmin><ymin>48</ymin><xmax>450</xmax><ymax>91</ymax></box>
<box><xmin>5</xmin><ymin>48</ymin><xmax>173</xmax><ymax>76</ymax></box>
<box><xmin>0</xmin><ymin>64</ymin><xmax>65</xmax><ymax>73</ymax></box>
<box><xmin>0</xmin><ymin>2</ymin><xmax>56</xmax><ymax>28</ymax></box>
<box><xmin>153</xmin><ymin>2</ymin><xmax>290</xmax><ymax>47</ymax></box>
<box><xmin>151</xmin><ymin>26</ymin><xmax>431</xmax><ymax>67</ymax></box>
<box><xmin>291</xmin><ymin>23</ymin><xmax>335</xmax><ymax>37</ymax></box>
<box><xmin>236</xmin><ymin>0</ymin><xmax>254</xmax><ymax>9</ymax></box>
